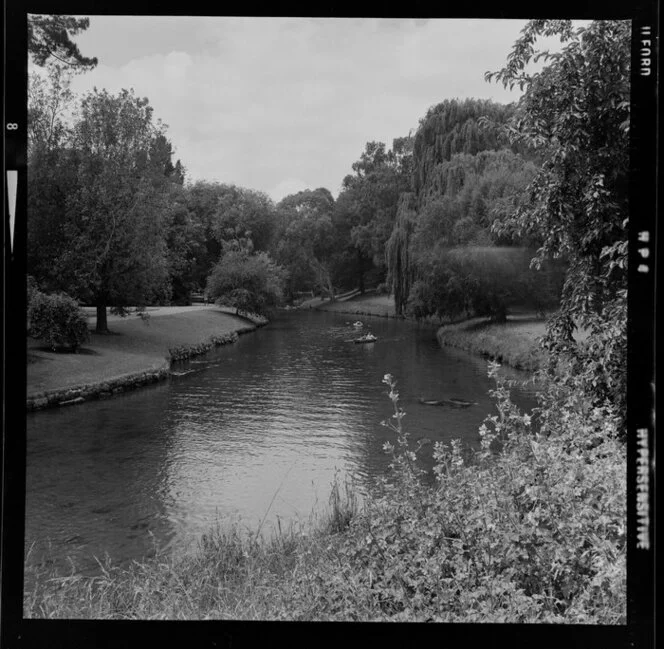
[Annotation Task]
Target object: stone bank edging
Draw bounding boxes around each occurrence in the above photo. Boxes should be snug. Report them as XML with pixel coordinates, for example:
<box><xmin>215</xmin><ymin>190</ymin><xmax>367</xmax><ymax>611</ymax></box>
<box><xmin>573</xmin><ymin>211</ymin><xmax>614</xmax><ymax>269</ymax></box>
<box><xmin>26</xmin><ymin>322</ymin><xmax>264</xmax><ymax>412</ymax></box>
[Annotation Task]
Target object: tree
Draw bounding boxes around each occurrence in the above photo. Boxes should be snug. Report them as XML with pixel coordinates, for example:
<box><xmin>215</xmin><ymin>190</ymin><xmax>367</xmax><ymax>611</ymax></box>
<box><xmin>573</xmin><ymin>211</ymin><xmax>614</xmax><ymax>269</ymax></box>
<box><xmin>164</xmin><ymin>181</ymin><xmax>209</xmax><ymax>305</ymax></box>
<box><xmin>27</xmin><ymin>64</ymin><xmax>79</xmax><ymax>290</ymax></box>
<box><xmin>487</xmin><ymin>19</ymin><xmax>630</xmax><ymax>414</ymax></box>
<box><xmin>275</xmin><ymin>188</ymin><xmax>339</xmax><ymax>300</ymax></box>
<box><xmin>28</xmin><ymin>63</ymin><xmax>75</xmax><ymax>154</ymax></box>
<box><xmin>59</xmin><ymin>88</ymin><xmax>175</xmax><ymax>332</ymax></box>
<box><xmin>386</xmin><ymin>192</ymin><xmax>417</xmax><ymax>315</ymax></box>
<box><xmin>206</xmin><ymin>244</ymin><xmax>287</xmax><ymax>317</ymax></box>
<box><xmin>28</xmin><ymin>15</ymin><xmax>97</xmax><ymax>70</ymax></box>
<box><xmin>411</xmin><ymin>98</ymin><xmax>521</xmax><ymax>201</ymax></box>
<box><xmin>386</xmin><ymin>104</ymin><xmax>538</xmax><ymax>316</ymax></box>
<box><xmin>213</xmin><ymin>185</ymin><xmax>276</xmax><ymax>252</ymax></box>
<box><xmin>334</xmin><ymin>138</ymin><xmax>413</xmax><ymax>293</ymax></box>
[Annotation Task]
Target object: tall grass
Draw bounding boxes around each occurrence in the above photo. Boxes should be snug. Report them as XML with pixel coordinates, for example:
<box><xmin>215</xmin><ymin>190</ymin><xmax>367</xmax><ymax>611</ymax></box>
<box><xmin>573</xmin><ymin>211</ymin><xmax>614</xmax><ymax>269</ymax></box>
<box><xmin>24</xmin><ymin>366</ymin><xmax>625</xmax><ymax>622</ymax></box>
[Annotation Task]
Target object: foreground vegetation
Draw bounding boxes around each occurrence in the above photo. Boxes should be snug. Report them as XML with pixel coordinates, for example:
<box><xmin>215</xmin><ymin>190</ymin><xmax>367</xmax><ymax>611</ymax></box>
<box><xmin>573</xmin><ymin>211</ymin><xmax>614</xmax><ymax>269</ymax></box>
<box><xmin>25</xmin><ymin>367</ymin><xmax>625</xmax><ymax>622</ymax></box>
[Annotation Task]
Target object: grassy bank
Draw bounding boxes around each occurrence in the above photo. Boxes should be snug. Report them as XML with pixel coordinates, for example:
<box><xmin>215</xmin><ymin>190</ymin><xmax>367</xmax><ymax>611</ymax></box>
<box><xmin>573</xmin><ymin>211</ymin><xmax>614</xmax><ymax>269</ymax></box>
<box><xmin>436</xmin><ymin>313</ymin><xmax>591</xmax><ymax>373</ymax></box>
<box><xmin>27</xmin><ymin>306</ymin><xmax>260</xmax><ymax>404</ymax></box>
<box><xmin>24</xmin><ymin>369</ymin><xmax>625</xmax><ymax>623</ymax></box>
<box><xmin>436</xmin><ymin>314</ymin><xmax>548</xmax><ymax>372</ymax></box>
<box><xmin>302</xmin><ymin>293</ymin><xmax>398</xmax><ymax>319</ymax></box>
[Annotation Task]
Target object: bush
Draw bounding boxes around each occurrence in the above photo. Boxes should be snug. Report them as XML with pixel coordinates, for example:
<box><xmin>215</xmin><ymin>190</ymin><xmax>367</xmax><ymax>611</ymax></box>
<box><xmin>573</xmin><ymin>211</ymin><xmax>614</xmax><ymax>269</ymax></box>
<box><xmin>206</xmin><ymin>249</ymin><xmax>287</xmax><ymax>317</ymax></box>
<box><xmin>28</xmin><ymin>291</ymin><xmax>90</xmax><ymax>351</ymax></box>
<box><xmin>286</xmin><ymin>369</ymin><xmax>625</xmax><ymax>622</ymax></box>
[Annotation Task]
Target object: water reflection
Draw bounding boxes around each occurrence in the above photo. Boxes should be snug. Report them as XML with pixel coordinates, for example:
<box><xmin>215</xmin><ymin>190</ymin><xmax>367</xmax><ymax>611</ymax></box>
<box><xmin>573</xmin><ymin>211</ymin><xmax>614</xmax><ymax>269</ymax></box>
<box><xmin>25</xmin><ymin>310</ymin><xmax>536</xmax><ymax>580</ymax></box>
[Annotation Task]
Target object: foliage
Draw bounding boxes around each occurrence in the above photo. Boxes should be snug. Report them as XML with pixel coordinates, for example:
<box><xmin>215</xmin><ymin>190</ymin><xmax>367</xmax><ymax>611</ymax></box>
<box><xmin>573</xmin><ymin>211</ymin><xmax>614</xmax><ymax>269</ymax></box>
<box><xmin>406</xmin><ymin>247</ymin><xmax>560</xmax><ymax>322</ymax></box>
<box><xmin>410</xmin><ymin>149</ymin><xmax>537</xmax><ymax>253</ymax></box>
<box><xmin>27</xmin><ymin>65</ymin><xmax>80</xmax><ymax>292</ymax></box>
<box><xmin>173</xmin><ymin>181</ymin><xmax>278</xmax><ymax>299</ymax></box>
<box><xmin>213</xmin><ymin>185</ymin><xmax>276</xmax><ymax>252</ymax></box>
<box><xmin>385</xmin><ymin>193</ymin><xmax>417</xmax><ymax>315</ymax></box>
<box><xmin>29</xmin><ymin>87</ymin><xmax>176</xmax><ymax>331</ymax></box>
<box><xmin>28</xmin><ymin>290</ymin><xmax>90</xmax><ymax>351</ymax></box>
<box><xmin>334</xmin><ymin>138</ymin><xmax>413</xmax><ymax>293</ymax></box>
<box><xmin>487</xmin><ymin>20</ymin><xmax>630</xmax><ymax>416</ymax></box>
<box><xmin>298</xmin><ymin>368</ymin><xmax>625</xmax><ymax>622</ymax></box>
<box><xmin>28</xmin><ymin>14</ymin><xmax>97</xmax><ymax>70</ymax></box>
<box><xmin>206</xmin><ymin>247</ymin><xmax>287</xmax><ymax>317</ymax></box>
<box><xmin>274</xmin><ymin>188</ymin><xmax>339</xmax><ymax>300</ymax></box>
<box><xmin>386</xmin><ymin>99</ymin><xmax>540</xmax><ymax>315</ymax></box>
<box><xmin>28</xmin><ymin>64</ymin><xmax>76</xmax><ymax>155</ymax></box>
<box><xmin>412</xmin><ymin>98</ymin><xmax>525</xmax><ymax>201</ymax></box>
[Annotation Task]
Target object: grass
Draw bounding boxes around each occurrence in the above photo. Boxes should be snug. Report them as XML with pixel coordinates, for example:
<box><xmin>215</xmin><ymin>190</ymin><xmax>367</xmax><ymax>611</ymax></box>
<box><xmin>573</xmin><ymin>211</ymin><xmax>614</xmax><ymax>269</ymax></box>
<box><xmin>436</xmin><ymin>312</ymin><xmax>590</xmax><ymax>373</ymax></box>
<box><xmin>24</xmin><ymin>477</ymin><xmax>362</xmax><ymax>620</ymax></box>
<box><xmin>302</xmin><ymin>292</ymin><xmax>398</xmax><ymax>318</ymax></box>
<box><xmin>27</xmin><ymin>306</ymin><xmax>256</xmax><ymax>396</ymax></box>
<box><xmin>436</xmin><ymin>314</ymin><xmax>549</xmax><ymax>372</ymax></box>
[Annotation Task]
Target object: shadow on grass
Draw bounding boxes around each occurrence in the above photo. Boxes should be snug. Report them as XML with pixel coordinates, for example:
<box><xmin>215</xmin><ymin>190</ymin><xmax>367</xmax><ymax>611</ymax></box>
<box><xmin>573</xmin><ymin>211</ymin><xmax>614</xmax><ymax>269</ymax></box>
<box><xmin>33</xmin><ymin>346</ymin><xmax>101</xmax><ymax>356</ymax></box>
<box><xmin>461</xmin><ymin>315</ymin><xmax>545</xmax><ymax>333</ymax></box>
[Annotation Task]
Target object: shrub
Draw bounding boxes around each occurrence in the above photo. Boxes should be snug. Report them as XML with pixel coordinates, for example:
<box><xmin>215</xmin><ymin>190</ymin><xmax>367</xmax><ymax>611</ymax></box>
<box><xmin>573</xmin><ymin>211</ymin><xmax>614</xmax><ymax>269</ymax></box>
<box><xmin>28</xmin><ymin>291</ymin><xmax>90</xmax><ymax>351</ymax></box>
<box><xmin>206</xmin><ymin>249</ymin><xmax>287</xmax><ymax>317</ymax></box>
<box><xmin>290</xmin><ymin>369</ymin><xmax>625</xmax><ymax>622</ymax></box>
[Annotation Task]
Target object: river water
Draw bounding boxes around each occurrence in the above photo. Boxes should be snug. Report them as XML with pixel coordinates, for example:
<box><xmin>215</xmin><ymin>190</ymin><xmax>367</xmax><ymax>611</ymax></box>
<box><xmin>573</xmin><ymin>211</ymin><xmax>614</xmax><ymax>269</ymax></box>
<box><xmin>24</xmin><ymin>310</ymin><xmax>535</xmax><ymax>579</ymax></box>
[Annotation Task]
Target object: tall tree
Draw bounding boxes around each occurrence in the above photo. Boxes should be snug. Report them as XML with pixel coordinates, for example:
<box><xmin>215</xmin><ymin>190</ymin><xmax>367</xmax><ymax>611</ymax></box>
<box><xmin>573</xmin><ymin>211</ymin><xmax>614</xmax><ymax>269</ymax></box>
<box><xmin>28</xmin><ymin>15</ymin><xmax>97</xmax><ymax>70</ymax></box>
<box><xmin>275</xmin><ymin>188</ymin><xmax>338</xmax><ymax>300</ymax></box>
<box><xmin>386</xmin><ymin>99</ymin><xmax>535</xmax><ymax>315</ymax></box>
<box><xmin>487</xmin><ymin>19</ymin><xmax>630</xmax><ymax>413</ymax></box>
<box><xmin>334</xmin><ymin>138</ymin><xmax>413</xmax><ymax>293</ymax></box>
<box><xmin>27</xmin><ymin>64</ymin><xmax>79</xmax><ymax>290</ymax></box>
<box><xmin>60</xmin><ymin>88</ymin><xmax>175</xmax><ymax>332</ymax></box>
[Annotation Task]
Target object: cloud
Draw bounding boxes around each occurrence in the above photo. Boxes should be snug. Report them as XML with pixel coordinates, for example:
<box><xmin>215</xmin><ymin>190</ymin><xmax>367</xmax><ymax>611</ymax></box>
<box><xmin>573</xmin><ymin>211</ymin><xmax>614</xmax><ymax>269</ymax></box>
<box><xmin>66</xmin><ymin>17</ymin><xmax>534</xmax><ymax>202</ymax></box>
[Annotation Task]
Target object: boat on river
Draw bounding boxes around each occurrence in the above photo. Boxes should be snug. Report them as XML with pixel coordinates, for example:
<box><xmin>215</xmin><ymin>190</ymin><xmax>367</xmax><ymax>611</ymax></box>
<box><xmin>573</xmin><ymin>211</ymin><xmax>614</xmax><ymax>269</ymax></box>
<box><xmin>418</xmin><ymin>396</ymin><xmax>477</xmax><ymax>408</ymax></box>
<box><xmin>354</xmin><ymin>333</ymin><xmax>377</xmax><ymax>344</ymax></box>
<box><xmin>352</xmin><ymin>321</ymin><xmax>364</xmax><ymax>328</ymax></box>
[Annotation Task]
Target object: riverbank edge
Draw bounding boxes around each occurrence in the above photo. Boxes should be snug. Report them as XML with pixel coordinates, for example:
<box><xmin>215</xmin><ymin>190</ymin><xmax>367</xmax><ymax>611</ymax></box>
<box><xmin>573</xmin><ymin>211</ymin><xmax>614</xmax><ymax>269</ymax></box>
<box><xmin>312</xmin><ymin>294</ymin><xmax>545</xmax><ymax>372</ymax></box>
<box><xmin>26</xmin><ymin>319</ymin><xmax>266</xmax><ymax>412</ymax></box>
<box><xmin>435</xmin><ymin>319</ymin><xmax>546</xmax><ymax>373</ymax></box>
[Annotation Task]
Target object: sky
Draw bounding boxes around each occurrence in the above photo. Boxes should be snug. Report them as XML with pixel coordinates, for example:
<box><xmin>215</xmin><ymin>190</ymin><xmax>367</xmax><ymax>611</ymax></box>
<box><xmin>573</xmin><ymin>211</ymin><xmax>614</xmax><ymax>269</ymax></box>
<box><xmin>45</xmin><ymin>17</ymin><xmax>558</xmax><ymax>202</ymax></box>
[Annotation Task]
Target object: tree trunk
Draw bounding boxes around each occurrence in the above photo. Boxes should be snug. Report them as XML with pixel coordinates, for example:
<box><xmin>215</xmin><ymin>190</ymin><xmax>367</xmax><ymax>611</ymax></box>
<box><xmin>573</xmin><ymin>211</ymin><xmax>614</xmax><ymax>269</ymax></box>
<box><xmin>96</xmin><ymin>303</ymin><xmax>109</xmax><ymax>333</ymax></box>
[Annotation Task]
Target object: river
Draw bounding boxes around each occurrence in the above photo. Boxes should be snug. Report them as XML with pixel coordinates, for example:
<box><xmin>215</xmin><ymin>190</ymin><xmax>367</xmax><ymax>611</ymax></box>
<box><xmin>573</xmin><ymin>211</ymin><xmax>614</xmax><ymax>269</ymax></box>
<box><xmin>24</xmin><ymin>310</ymin><xmax>536</xmax><ymax>580</ymax></box>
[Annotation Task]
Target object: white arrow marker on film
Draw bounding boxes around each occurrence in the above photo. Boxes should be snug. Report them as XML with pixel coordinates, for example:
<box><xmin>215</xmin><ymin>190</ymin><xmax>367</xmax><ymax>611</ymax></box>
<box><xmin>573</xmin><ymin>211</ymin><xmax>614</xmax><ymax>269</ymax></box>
<box><xmin>7</xmin><ymin>170</ymin><xmax>17</xmax><ymax>253</ymax></box>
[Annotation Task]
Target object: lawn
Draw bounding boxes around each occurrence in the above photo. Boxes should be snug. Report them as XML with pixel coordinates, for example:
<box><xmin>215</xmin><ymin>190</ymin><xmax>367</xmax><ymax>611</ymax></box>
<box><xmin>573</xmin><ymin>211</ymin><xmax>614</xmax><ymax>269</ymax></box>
<box><xmin>27</xmin><ymin>306</ymin><xmax>255</xmax><ymax>396</ymax></box>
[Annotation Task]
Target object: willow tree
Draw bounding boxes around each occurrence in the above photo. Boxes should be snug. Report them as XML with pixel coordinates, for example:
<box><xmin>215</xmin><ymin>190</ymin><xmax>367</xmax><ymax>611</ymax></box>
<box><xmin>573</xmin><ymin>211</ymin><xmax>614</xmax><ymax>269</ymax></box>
<box><xmin>386</xmin><ymin>192</ymin><xmax>417</xmax><ymax>315</ymax></box>
<box><xmin>411</xmin><ymin>98</ymin><xmax>518</xmax><ymax>202</ymax></box>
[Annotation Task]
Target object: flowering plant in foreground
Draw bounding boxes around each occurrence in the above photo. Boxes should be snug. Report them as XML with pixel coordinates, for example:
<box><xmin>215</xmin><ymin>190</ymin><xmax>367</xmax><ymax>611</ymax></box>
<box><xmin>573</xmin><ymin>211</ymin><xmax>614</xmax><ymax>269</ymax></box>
<box><xmin>291</xmin><ymin>365</ymin><xmax>626</xmax><ymax>622</ymax></box>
